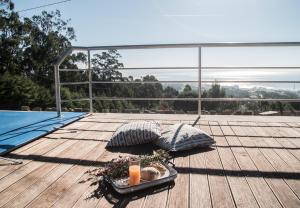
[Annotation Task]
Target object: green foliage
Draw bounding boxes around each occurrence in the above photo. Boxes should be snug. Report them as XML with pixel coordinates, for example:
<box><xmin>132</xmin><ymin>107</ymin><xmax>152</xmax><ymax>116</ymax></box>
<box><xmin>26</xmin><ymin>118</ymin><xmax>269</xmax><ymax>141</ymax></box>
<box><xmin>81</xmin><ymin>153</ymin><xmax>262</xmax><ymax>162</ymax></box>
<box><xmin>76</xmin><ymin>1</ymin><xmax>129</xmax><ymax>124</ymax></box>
<box><xmin>163</xmin><ymin>86</ymin><xmax>178</xmax><ymax>98</ymax></box>
<box><xmin>0</xmin><ymin>0</ymin><xmax>14</xmax><ymax>10</ymax></box>
<box><xmin>208</xmin><ymin>82</ymin><xmax>225</xmax><ymax>98</ymax></box>
<box><xmin>203</xmin><ymin>82</ymin><xmax>226</xmax><ymax>111</ymax></box>
<box><xmin>291</xmin><ymin>102</ymin><xmax>300</xmax><ymax>111</ymax></box>
<box><xmin>183</xmin><ymin>84</ymin><xmax>192</xmax><ymax>92</ymax></box>
<box><xmin>0</xmin><ymin>73</ymin><xmax>53</xmax><ymax>109</ymax></box>
<box><xmin>1</xmin><ymin>7</ymin><xmax>76</xmax><ymax>80</ymax></box>
<box><xmin>91</xmin><ymin>50</ymin><xmax>123</xmax><ymax>81</ymax></box>
<box><xmin>0</xmin><ymin>1</ymin><xmax>86</xmax><ymax>110</ymax></box>
<box><xmin>174</xmin><ymin>84</ymin><xmax>198</xmax><ymax>112</ymax></box>
<box><xmin>131</xmin><ymin>75</ymin><xmax>163</xmax><ymax>109</ymax></box>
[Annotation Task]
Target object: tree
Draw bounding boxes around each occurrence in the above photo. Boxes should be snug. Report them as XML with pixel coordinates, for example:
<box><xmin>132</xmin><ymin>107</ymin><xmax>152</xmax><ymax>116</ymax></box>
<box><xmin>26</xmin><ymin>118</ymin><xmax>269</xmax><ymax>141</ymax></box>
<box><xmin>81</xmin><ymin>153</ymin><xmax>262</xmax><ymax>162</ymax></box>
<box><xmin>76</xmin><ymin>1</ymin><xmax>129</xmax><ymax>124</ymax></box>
<box><xmin>0</xmin><ymin>0</ymin><xmax>24</xmax><ymax>75</ymax></box>
<box><xmin>0</xmin><ymin>72</ymin><xmax>53</xmax><ymax>109</ymax></box>
<box><xmin>163</xmin><ymin>86</ymin><xmax>178</xmax><ymax>98</ymax></box>
<box><xmin>183</xmin><ymin>84</ymin><xmax>192</xmax><ymax>92</ymax></box>
<box><xmin>91</xmin><ymin>50</ymin><xmax>123</xmax><ymax>81</ymax></box>
<box><xmin>174</xmin><ymin>84</ymin><xmax>198</xmax><ymax>112</ymax></box>
<box><xmin>204</xmin><ymin>82</ymin><xmax>226</xmax><ymax>111</ymax></box>
<box><xmin>21</xmin><ymin>10</ymin><xmax>76</xmax><ymax>87</ymax></box>
<box><xmin>0</xmin><ymin>1</ymin><xmax>85</xmax><ymax>110</ymax></box>
<box><xmin>132</xmin><ymin>75</ymin><xmax>163</xmax><ymax>109</ymax></box>
<box><xmin>208</xmin><ymin>82</ymin><xmax>225</xmax><ymax>98</ymax></box>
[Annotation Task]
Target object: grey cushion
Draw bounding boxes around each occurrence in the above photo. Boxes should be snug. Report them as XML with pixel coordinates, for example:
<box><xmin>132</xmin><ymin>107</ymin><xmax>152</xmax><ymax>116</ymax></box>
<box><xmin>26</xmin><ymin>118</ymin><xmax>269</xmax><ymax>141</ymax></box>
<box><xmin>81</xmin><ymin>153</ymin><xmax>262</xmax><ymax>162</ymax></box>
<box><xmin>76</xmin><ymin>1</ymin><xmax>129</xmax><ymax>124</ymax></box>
<box><xmin>106</xmin><ymin>121</ymin><xmax>161</xmax><ymax>147</ymax></box>
<box><xmin>155</xmin><ymin>123</ymin><xmax>215</xmax><ymax>151</ymax></box>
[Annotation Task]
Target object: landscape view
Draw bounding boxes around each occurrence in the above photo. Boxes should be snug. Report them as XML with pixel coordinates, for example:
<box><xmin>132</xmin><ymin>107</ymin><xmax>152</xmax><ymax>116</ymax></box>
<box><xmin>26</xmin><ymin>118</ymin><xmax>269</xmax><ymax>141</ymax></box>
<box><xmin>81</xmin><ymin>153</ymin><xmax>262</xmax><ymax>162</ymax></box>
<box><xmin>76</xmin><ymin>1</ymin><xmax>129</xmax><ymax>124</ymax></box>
<box><xmin>1</xmin><ymin>0</ymin><xmax>299</xmax><ymax>115</ymax></box>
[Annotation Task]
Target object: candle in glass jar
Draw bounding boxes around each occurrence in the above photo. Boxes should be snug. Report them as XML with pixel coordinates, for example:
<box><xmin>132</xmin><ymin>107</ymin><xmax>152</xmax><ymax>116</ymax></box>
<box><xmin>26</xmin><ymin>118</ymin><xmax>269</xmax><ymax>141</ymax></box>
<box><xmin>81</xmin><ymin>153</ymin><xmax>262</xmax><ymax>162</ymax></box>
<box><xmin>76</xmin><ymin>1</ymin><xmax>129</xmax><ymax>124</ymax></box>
<box><xmin>129</xmin><ymin>160</ymin><xmax>141</xmax><ymax>185</ymax></box>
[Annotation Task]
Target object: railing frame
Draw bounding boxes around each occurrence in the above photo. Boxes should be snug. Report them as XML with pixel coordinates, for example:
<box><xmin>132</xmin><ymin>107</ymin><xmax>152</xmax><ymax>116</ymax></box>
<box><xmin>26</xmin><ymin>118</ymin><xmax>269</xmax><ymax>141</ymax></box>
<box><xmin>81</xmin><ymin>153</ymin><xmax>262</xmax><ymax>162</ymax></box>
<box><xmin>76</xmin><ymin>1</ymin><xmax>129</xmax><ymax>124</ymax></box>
<box><xmin>54</xmin><ymin>42</ymin><xmax>300</xmax><ymax>117</ymax></box>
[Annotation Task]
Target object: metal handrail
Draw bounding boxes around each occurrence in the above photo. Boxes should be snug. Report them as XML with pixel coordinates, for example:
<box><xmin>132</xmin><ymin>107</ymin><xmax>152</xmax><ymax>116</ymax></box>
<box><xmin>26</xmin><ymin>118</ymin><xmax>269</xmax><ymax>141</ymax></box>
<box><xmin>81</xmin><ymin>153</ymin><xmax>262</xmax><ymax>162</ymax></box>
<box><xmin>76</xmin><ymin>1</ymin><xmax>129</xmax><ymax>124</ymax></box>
<box><xmin>60</xmin><ymin>97</ymin><xmax>300</xmax><ymax>103</ymax></box>
<box><xmin>57</xmin><ymin>42</ymin><xmax>300</xmax><ymax>56</ymax></box>
<box><xmin>54</xmin><ymin>42</ymin><xmax>300</xmax><ymax>117</ymax></box>
<box><xmin>60</xmin><ymin>81</ymin><xmax>90</xmax><ymax>85</ymax></box>
<box><xmin>60</xmin><ymin>80</ymin><xmax>300</xmax><ymax>85</ymax></box>
<box><xmin>59</xmin><ymin>66</ymin><xmax>300</xmax><ymax>71</ymax></box>
<box><xmin>55</xmin><ymin>42</ymin><xmax>300</xmax><ymax>65</ymax></box>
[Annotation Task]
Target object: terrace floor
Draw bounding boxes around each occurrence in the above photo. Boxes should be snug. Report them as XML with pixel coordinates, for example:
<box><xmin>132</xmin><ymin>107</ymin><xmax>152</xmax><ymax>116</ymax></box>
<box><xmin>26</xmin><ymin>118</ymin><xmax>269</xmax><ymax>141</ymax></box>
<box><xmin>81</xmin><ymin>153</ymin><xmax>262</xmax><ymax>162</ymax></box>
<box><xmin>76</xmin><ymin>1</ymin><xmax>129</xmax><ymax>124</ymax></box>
<box><xmin>0</xmin><ymin>113</ymin><xmax>300</xmax><ymax>208</ymax></box>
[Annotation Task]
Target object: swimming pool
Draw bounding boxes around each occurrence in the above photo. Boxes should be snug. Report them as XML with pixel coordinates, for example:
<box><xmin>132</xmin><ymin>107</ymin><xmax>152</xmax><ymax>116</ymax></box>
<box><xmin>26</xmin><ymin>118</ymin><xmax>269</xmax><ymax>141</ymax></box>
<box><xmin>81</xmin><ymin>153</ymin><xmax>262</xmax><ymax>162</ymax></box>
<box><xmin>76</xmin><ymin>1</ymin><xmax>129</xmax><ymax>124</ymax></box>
<box><xmin>0</xmin><ymin>111</ymin><xmax>86</xmax><ymax>155</ymax></box>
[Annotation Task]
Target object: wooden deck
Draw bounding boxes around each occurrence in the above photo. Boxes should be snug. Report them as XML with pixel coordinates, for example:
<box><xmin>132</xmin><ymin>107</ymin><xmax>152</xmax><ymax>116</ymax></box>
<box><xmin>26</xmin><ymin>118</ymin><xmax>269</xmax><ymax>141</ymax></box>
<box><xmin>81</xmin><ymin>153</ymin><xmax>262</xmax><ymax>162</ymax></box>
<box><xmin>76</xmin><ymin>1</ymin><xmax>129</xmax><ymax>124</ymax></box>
<box><xmin>0</xmin><ymin>113</ymin><xmax>300</xmax><ymax>208</ymax></box>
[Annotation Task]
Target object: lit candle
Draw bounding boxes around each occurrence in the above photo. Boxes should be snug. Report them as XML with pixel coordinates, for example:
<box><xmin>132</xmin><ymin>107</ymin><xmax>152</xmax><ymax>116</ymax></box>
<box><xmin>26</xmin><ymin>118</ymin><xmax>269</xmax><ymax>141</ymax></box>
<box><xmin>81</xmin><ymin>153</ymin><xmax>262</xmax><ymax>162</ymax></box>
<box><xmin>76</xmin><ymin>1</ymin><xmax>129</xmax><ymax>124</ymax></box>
<box><xmin>129</xmin><ymin>159</ymin><xmax>141</xmax><ymax>185</ymax></box>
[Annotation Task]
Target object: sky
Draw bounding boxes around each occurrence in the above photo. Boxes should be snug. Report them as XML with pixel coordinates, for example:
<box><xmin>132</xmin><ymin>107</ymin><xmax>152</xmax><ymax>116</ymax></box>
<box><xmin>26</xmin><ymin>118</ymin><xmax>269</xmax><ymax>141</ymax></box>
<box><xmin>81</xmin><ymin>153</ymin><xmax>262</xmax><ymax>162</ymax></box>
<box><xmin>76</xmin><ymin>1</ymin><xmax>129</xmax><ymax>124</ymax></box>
<box><xmin>13</xmin><ymin>0</ymin><xmax>300</xmax><ymax>89</ymax></box>
<box><xmin>14</xmin><ymin>0</ymin><xmax>300</xmax><ymax>45</ymax></box>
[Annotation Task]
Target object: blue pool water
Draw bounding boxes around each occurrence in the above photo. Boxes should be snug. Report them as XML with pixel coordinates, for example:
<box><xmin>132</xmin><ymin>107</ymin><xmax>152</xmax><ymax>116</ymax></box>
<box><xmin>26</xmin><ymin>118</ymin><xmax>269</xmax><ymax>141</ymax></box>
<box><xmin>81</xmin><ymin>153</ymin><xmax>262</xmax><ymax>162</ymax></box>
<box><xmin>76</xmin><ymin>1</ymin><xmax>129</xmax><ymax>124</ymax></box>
<box><xmin>0</xmin><ymin>111</ymin><xmax>85</xmax><ymax>155</ymax></box>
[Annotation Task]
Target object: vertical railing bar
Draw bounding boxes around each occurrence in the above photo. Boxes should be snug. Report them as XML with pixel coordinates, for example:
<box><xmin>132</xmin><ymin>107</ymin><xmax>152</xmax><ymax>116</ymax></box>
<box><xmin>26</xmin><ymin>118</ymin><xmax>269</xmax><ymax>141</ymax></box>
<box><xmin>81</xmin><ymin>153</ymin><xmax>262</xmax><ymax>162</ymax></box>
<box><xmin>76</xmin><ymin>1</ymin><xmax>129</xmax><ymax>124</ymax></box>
<box><xmin>54</xmin><ymin>64</ymin><xmax>62</xmax><ymax>117</ymax></box>
<box><xmin>88</xmin><ymin>50</ymin><xmax>93</xmax><ymax>113</ymax></box>
<box><xmin>198</xmin><ymin>47</ymin><xmax>202</xmax><ymax>116</ymax></box>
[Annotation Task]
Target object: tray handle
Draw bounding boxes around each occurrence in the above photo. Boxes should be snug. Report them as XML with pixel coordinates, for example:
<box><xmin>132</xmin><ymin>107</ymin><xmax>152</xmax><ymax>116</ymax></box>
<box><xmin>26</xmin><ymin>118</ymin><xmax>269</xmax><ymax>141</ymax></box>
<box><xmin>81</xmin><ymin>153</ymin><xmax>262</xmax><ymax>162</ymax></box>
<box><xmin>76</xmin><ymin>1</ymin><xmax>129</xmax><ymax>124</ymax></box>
<box><xmin>167</xmin><ymin>160</ymin><xmax>175</xmax><ymax>168</ymax></box>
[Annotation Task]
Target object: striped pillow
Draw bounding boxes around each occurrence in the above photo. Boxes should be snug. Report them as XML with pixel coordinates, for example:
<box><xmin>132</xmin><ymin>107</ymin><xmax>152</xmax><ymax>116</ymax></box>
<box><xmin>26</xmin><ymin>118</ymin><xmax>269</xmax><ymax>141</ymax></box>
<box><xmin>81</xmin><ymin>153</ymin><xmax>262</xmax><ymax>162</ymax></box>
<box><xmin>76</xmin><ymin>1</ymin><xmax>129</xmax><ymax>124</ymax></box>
<box><xmin>155</xmin><ymin>123</ymin><xmax>215</xmax><ymax>152</ymax></box>
<box><xmin>106</xmin><ymin>121</ymin><xmax>161</xmax><ymax>147</ymax></box>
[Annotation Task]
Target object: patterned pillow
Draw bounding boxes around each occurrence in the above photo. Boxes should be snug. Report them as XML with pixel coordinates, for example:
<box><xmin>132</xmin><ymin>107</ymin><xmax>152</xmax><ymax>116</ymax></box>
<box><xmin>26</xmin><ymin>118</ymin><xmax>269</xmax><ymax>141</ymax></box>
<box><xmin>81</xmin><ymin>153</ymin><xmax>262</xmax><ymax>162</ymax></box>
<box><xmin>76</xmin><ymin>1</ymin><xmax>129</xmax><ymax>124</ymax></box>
<box><xmin>106</xmin><ymin>121</ymin><xmax>161</xmax><ymax>147</ymax></box>
<box><xmin>155</xmin><ymin>123</ymin><xmax>215</xmax><ymax>152</ymax></box>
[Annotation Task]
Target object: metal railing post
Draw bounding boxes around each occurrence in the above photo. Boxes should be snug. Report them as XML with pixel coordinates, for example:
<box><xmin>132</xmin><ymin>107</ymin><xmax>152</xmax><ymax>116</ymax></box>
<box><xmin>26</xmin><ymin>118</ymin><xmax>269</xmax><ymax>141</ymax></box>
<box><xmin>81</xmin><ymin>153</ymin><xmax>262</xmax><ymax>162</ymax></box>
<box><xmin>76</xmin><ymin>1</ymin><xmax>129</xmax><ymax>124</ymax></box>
<box><xmin>198</xmin><ymin>47</ymin><xmax>202</xmax><ymax>116</ymax></box>
<box><xmin>88</xmin><ymin>50</ymin><xmax>93</xmax><ymax>113</ymax></box>
<box><xmin>54</xmin><ymin>64</ymin><xmax>62</xmax><ymax>117</ymax></box>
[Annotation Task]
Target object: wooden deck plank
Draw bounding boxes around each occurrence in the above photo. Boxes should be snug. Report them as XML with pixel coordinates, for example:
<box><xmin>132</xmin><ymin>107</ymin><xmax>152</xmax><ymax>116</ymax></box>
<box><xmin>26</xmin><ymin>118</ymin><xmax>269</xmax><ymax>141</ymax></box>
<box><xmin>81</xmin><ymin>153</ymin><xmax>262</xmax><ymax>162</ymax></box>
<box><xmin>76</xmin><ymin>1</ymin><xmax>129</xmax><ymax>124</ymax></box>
<box><xmin>189</xmin><ymin>127</ymin><xmax>212</xmax><ymax>208</ymax></box>
<box><xmin>11</xmin><ymin>137</ymin><xmax>48</xmax><ymax>154</ymax></box>
<box><xmin>26</xmin><ymin>141</ymin><xmax>104</xmax><ymax>208</ymax></box>
<box><xmin>277</xmin><ymin>127</ymin><xmax>300</xmax><ymax>138</ymax></box>
<box><xmin>24</xmin><ymin>122</ymin><xmax>118</xmax><ymax>208</ymax></box>
<box><xmin>202</xmin><ymin>124</ymin><xmax>235</xmax><ymax>208</ymax></box>
<box><xmin>267</xmin><ymin>138</ymin><xmax>300</xmax><ymax>167</ymax></box>
<box><xmin>216</xmin><ymin>123</ymin><xmax>260</xmax><ymax>208</ymax></box>
<box><xmin>1</xmin><ymin>140</ymin><xmax>79</xmax><ymax>208</ymax></box>
<box><xmin>0</xmin><ymin>139</ymin><xmax>78</xmax><ymax>193</ymax></box>
<box><xmin>230</xmin><ymin>125</ymin><xmax>248</xmax><ymax>137</ymax></box>
<box><xmin>1</xmin><ymin>121</ymin><xmax>102</xmax><ymax>208</ymax></box>
<box><xmin>224</xmin><ymin>132</ymin><xmax>282</xmax><ymax>207</ymax></box>
<box><xmin>248</xmin><ymin>125</ymin><xmax>300</xmax><ymax>200</ymax></box>
<box><xmin>287</xmin><ymin>138</ymin><xmax>300</xmax><ymax>150</ymax></box>
<box><xmin>0</xmin><ymin>119</ymin><xmax>91</xmax><ymax>183</ymax></box>
<box><xmin>141</xmin><ymin>186</ymin><xmax>169</xmax><ymax>208</ymax></box>
<box><xmin>0</xmin><ymin>139</ymin><xmax>66</xmax><ymax>179</ymax></box>
<box><xmin>259</xmin><ymin>135</ymin><xmax>300</xmax><ymax>169</ymax></box>
<box><xmin>289</xmin><ymin>127</ymin><xmax>300</xmax><ymax>137</ymax></box>
<box><xmin>51</xmin><ymin>147</ymin><xmax>108</xmax><ymax>208</ymax></box>
<box><xmin>70</xmin><ymin>146</ymin><xmax>132</xmax><ymax>208</ymax></box>
<box><xmin>0</xmin><ymin>154</ymin><xmax>59</xmax><ymax>207</ymax></box>
<box><xmin>0</xmin><ymin>120</ymin><xmax>86</xmax><ymax>175</ymax></box>
<box><xmin>50</xmin><ymin>131</ymin><xmax>117</xmax><ymax>208</ymax></box>
<box><xmin>209</xmin><ymin>124</ymin><xmax>223</xmax><ymax>136</ymax></box>
<box><xmin>235</xmin><ymin>125</ymin><xmax>300</xmax><ymax>207</ymax></box>
<box><xmin>166</xmin><ymin>155</ymin><xmax>189</xmax><ymax>208</ymax></box>
<box><xmin>220</xmin><ymin>125</ymin><xmax>235</xmax><ymax>136</ymax></box>
<box><xmin>275</xmin><ymin>138</ymin><xmax>300</xmax><ymax>161</ymax></box>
